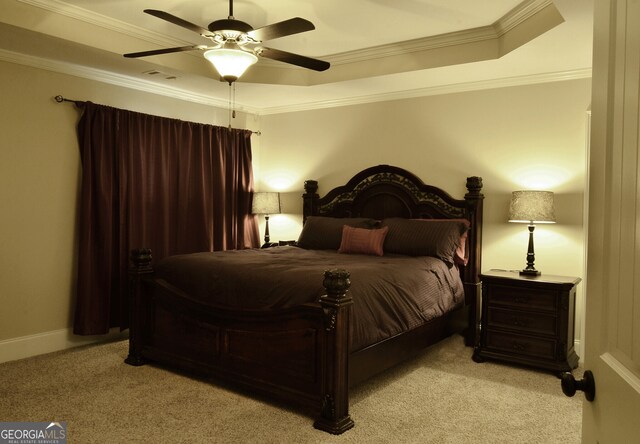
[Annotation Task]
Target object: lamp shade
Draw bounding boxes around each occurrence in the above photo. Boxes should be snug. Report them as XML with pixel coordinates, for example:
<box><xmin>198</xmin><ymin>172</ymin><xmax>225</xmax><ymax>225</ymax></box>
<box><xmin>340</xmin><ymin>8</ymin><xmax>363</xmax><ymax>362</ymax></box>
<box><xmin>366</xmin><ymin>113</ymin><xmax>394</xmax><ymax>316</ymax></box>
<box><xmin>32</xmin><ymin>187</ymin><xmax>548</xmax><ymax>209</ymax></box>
<box><xmin>508</xmin><ymin>190</ymin><xmax>556</xmax><ymax>223</ymax></box>
<box><xmin>204</xmin><ymin>47</ymin><xmax>258</xmax><ymax>83</ymax></box>
<box><xmin>251</xmin><ymin>192</ymin><xmax>281</xmax><ymax>215</ymax></box>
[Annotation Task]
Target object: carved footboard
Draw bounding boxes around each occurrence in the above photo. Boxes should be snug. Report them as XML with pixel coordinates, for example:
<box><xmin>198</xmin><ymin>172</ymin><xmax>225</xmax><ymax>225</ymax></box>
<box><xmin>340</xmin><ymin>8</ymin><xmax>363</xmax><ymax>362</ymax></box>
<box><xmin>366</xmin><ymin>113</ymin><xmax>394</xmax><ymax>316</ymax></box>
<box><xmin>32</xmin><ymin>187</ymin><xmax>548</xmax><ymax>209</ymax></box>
<box><xmin>126</xmin><ymin>249</ymin><xmax>354</xmax><ymax>434</ymax></box>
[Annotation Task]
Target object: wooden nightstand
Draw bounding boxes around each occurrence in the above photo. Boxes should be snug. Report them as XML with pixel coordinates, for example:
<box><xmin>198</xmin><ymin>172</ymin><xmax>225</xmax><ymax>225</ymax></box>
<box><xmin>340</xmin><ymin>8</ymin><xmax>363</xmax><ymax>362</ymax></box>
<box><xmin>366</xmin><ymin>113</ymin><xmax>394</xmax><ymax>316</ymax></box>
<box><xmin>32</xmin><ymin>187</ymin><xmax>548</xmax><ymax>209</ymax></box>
<box><xmin>472</xmin><ymin>270</ymin><xmax>581</xmax><ymax>374</ymax></box>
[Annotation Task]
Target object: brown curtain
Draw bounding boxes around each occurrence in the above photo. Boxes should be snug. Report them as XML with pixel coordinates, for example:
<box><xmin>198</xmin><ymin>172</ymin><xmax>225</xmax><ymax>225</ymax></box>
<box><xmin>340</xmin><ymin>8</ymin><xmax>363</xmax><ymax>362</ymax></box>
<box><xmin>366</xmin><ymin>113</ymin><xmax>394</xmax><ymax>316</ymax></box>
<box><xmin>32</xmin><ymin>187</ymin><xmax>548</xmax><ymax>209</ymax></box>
<box><xmin>74</xmin><ymin>102</ymin><xmax>259</xmax><ymax>335</ymax></box>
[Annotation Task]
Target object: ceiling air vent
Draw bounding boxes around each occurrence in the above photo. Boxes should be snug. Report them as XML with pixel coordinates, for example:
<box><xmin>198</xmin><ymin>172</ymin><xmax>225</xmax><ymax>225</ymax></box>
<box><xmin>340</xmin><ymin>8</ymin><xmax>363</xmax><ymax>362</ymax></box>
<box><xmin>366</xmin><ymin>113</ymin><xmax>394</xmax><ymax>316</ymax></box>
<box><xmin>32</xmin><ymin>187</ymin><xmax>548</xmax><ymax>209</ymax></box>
<box><xmin>143</xmin><ymin>70</ymin><xmax>177</xmax><ymax>80</ymax></box>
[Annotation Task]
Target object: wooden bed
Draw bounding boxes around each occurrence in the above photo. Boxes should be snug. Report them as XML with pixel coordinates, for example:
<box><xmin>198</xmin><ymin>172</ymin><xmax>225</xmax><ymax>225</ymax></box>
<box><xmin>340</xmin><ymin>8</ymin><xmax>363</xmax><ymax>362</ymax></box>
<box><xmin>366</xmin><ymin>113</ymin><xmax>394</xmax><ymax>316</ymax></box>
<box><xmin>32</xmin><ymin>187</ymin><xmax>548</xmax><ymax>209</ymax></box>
<box><xmin>126</xmin><ymin>164</ymin><xmax>484</xmax><ymax>434</ymax></box>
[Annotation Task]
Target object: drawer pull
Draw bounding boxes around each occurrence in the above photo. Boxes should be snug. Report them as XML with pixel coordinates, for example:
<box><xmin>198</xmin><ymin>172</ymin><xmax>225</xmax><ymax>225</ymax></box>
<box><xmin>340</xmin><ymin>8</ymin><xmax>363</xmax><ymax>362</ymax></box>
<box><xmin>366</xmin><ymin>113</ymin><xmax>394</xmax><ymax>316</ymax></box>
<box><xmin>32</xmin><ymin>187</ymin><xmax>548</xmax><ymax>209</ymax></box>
<box><xmin>512</xmin><ymin>341</ymin><xmax>528</xmax><ymax>351</ymax></box>
<box><xmin>511</xmin><ymin>316</ymin><xmax>527</xmax><ymax>327</ymax></box>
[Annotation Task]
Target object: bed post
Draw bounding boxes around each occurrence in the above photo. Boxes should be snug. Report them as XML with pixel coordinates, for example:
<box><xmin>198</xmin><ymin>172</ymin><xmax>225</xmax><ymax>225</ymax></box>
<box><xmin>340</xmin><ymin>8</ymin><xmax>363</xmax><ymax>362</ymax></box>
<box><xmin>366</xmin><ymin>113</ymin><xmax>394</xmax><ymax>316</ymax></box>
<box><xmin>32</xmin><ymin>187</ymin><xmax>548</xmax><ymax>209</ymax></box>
<box><xmin>303</xmin><ymin>180</ymin><xmax>319</xmax><ymax>223</ymax></box>
<box><xmin>464</xmin><ymin>177</ymin><xmax>484</xmax><ymax>347</ymax></box>
<box><xmin>314</xmin><ymin>269</ymin><xmax>355</xmax><ymax>434</ymax></box>
<box><xmin>125</xmin><ymin>248</ymin><xmax>153</xmax><ymax>366</ymax></box>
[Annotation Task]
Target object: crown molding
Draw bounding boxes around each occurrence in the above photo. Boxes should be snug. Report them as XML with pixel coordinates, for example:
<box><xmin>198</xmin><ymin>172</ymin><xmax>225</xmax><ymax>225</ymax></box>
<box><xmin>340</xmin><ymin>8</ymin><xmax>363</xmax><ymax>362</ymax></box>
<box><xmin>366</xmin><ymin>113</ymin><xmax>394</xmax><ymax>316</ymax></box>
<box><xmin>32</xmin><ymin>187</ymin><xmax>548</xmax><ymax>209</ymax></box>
<box><xmin>0</xmin><ymin>48</ymin><xmax>261</xmax><ymax>114</ymax></box>
<box><xmin>326</xmin><ymin>0</ymin><xmax>553</xmax><ymax>66</ymax></box>
<box><xmin>16</xmin><ymin>0</ymin><xmax>190</xmax><ymax>47</ymax></box>
<box><xmin>0</xmin><ymin>46</ymin><xmax>590</xmax><ymax>116</ymax></box>
<box><xmin>245</xmin><ymin>0</ymin><xmax>563</xmax><ymax>85</ymax></box>
<box><xmin>494</xmin><ymin>0</ymin><xmax>556</xmax><ymax>36</ymax></box>
<box><xmin>258</xmin><ymin>68</ymin><xmax>593</xmax><ymax>115</ymax></box>
<box><xmin>326</xmin><ymin>26</ymin><xmax>496</xmax><ymax>66</ymax></box>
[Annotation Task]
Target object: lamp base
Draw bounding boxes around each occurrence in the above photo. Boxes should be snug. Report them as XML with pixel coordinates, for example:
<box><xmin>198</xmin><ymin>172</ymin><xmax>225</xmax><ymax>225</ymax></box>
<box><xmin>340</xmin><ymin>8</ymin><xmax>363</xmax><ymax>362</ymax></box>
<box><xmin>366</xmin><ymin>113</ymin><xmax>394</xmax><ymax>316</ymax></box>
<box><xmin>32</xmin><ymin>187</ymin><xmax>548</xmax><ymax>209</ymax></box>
<box><xmin>520</xmin><ymin>269</ymin><xmax>541</xmax><ymax>276</ymax></box>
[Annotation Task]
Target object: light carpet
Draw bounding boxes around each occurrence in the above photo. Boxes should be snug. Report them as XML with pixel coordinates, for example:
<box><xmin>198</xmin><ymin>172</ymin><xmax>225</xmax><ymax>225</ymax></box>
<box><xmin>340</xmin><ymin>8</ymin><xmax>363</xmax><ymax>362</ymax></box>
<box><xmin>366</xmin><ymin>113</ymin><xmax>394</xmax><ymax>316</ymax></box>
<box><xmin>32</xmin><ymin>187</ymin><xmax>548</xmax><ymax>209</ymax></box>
<box><xmin>0</xmin><ymin>334</ymin><xmax>582</xmax><ymax>443</ymax></box>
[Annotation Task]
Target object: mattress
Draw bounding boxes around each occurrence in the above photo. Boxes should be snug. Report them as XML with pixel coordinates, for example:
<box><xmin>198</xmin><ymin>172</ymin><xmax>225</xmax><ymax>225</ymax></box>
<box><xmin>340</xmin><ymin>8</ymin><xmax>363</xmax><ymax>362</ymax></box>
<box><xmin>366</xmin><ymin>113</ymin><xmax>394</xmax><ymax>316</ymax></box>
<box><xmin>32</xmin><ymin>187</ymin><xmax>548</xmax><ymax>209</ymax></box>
<box><xmin>155</xmin><ymin>246</ymin><xmax>465</xmax><ymax>351</ymax></box>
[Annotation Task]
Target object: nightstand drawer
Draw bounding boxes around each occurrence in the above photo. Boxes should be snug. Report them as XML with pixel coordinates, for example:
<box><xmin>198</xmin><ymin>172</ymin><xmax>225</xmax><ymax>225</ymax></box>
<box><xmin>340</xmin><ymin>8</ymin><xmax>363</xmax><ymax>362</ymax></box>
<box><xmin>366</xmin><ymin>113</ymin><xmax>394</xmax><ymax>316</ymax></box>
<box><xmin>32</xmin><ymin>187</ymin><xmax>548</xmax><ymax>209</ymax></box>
<box><xmin>484</xmin><ymin>330</ymin><xmax>556</xmax><ymax>361</ymax></box>
<box><xmin>487</xmin><ymin>307</ymin><xmax>557</xmax><ymax>336</ymax></box>
<box><xmin>487</xmin><ymin>284</ymin><xmax>556</xmax><ymax>312</ymax></box>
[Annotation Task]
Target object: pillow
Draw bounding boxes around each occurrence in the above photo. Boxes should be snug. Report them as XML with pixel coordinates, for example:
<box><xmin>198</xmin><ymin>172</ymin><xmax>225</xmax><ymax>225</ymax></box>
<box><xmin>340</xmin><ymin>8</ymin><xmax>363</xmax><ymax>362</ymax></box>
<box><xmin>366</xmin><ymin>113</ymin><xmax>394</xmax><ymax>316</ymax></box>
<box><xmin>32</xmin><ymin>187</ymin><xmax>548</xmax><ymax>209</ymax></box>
<box><xmin>411</xmin><ymin>219</ymin><xmax>470</xmax><ymax>265</ymax></box>
<box><xmin>297</xmin><ymin>216</ymin><xmax>379</xmax><ymax>250</ymax></box>
<box><xmin>382</xmin><ymin>218</ymin><xmax>470</xmax><ymax>264</ymax></box>
<box><xmin>455</xmin><ymin>229</ymin><xmax>469</xmax><ymax>266</ymax></box>
<box><xmin>338</xmin><ymin>225</ymin><xmax>389</xmax><ymax>256</ymax></box>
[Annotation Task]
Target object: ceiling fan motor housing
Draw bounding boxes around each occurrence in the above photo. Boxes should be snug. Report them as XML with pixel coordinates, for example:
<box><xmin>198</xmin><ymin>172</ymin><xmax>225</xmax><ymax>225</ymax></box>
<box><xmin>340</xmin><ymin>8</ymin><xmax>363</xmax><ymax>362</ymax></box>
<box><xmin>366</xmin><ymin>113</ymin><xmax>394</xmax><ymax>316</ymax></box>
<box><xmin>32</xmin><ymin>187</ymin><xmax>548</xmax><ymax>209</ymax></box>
<box><xmin>209</xmin><ymin>19</ymin><xmax>253</xmax><ymax>34</ymax></box>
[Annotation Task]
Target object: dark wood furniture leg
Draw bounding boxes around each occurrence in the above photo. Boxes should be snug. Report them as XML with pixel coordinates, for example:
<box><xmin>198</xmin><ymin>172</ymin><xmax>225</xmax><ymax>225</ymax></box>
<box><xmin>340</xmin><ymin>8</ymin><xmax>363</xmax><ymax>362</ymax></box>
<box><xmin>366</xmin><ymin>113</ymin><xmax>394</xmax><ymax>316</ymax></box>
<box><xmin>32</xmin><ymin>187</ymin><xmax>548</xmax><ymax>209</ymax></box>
<box><xmin>314</xmin><ymin>269</ymin><xmax>355</xmax><ymax>434</ymax></box>
<box><xmin>125</xmin><ymin>248</ymin><xmax>152</xmax><ymax>366</ymax></box>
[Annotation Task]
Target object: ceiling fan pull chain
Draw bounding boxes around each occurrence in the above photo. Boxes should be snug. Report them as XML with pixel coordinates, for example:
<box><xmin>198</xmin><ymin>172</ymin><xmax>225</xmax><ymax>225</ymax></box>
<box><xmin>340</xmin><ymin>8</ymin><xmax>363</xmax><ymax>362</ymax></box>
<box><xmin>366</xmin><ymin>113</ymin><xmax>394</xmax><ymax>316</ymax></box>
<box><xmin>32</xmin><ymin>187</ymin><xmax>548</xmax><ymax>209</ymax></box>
<box><xmin>228</xmin><ymin>83</ymin><xmax>232</xmax><ymax>130</ymax></box>
<box><xmin>232</xmin><ymin>83</ymin><xmax>237</xmax><ymax>119</ymax></box>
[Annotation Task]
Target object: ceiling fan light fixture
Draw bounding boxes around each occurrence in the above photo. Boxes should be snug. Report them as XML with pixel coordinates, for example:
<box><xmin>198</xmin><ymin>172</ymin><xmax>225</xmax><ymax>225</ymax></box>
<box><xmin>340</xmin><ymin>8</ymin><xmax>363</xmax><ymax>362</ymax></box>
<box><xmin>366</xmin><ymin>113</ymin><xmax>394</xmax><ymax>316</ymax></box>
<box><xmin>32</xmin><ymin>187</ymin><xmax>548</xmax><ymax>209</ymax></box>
<box><xmin>204</xmin><ymin>48</ymin><xmax>258</xmax><ymax>83</ymax></box>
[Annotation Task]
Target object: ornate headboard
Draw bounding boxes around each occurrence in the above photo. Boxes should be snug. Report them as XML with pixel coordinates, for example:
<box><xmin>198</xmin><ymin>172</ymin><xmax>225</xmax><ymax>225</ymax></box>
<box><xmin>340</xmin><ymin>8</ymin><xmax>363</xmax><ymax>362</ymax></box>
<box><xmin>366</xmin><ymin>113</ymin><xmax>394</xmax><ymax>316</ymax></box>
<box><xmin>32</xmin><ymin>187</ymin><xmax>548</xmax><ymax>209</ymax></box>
<box><xmin>302</xmin><ymin>164</ymin><xmax>484</xmax><ymax>345</ymax></box>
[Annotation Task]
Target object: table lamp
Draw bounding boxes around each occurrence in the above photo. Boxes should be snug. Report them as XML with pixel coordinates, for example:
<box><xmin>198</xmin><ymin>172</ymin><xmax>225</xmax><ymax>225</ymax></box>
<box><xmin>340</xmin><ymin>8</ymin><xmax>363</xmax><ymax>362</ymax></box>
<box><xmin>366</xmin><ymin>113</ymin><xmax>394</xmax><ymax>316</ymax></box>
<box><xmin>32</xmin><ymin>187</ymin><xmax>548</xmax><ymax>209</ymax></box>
<box><xmin>251</xmin><ymin>192</ymin><xmax>281</xmax><ymax>247</ymax></box>
<box><xmin>508</xmin><ymin>190</ymin><xmax>556</xmax><ymax>276</ymax></box>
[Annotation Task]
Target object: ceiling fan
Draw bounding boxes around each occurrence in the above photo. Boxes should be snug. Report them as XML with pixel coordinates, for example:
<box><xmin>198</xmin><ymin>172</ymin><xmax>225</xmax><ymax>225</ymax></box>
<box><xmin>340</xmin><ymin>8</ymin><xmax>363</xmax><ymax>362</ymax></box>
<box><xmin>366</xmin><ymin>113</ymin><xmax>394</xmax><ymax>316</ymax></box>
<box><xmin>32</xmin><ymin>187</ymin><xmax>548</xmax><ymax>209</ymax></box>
<box><xmin>124</xmin><ymin>0</ymin><xmax>330</xmax><ymax>83</ymax></box>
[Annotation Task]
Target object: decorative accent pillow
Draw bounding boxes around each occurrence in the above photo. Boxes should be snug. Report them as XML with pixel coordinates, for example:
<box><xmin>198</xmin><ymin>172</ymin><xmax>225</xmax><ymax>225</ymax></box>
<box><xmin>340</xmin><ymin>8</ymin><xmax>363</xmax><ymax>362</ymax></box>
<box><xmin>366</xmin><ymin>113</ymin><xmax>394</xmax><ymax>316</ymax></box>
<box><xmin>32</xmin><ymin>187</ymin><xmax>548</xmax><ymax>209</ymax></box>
<box><xmin>454</xmin><ymin>229</ymin><xmax>469</xmax><ymax>265</ymax></box>
<box><xmin>297</xmin><ymin>216</ymin><xmax>380</xmax><ymax>250</ymax></box>
<box><xmin>338</xmin><ymin>225</ymin><xmax>389</xmax><ymax>256</ymax></box>
<box><xmin>382</xmin><ymin>218</ymin><xmax>470</xmax><ymax>264</ymax></box>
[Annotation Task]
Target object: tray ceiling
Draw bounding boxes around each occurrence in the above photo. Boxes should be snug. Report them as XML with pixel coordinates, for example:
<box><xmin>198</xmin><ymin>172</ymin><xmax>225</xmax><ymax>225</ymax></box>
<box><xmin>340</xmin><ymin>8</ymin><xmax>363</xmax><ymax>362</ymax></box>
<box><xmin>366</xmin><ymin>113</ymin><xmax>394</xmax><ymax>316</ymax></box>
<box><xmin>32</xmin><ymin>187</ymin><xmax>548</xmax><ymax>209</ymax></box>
<box><xmin>0</xmin><ymin>0</ymin><xmax>593</xmax><ymax>114</ymax></box>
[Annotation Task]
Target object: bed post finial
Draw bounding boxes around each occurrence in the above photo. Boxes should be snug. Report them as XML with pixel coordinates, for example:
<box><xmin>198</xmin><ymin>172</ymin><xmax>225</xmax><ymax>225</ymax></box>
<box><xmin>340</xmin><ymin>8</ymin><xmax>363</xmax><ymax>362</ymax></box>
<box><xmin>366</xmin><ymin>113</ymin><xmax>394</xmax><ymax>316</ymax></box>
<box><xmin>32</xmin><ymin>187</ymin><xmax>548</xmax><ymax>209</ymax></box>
<box><xmin>315</xmin><ymin>269</ymin><xmax>355</xmax><ymax>434</ymax></box>
<box><xmin>303</xmin><ymin>180</ymin><xmax>319</xmax><ymax>223</ymax></box>
<box><xmin>322</xmin><ymin>269</ymin><xmax>350</xmax><ymax>297</ymax></box>
<box><xmin>320</xmin><ymin>269</ymin><xmax>352</xmax><ymax>333</ymax></box>
<box><xmin>465</xmin><ymin>176</ymin><xmax>483</xmax><ymax>196</ymax></box>
<box><xmin>305</xmin><ymin>179</ymin><xmax>319</xmax><ymax>193</ymax></box>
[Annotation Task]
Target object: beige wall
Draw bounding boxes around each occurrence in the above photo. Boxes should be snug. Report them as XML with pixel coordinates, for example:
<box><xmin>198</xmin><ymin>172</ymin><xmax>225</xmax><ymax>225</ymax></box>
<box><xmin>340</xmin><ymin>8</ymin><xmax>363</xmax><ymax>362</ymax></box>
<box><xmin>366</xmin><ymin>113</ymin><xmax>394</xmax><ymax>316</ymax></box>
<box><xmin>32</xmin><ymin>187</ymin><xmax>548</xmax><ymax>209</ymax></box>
<box><xmin>0</xmin><ymin>56</ymin><xmax>591</xmax><ymax>361</ymax></box>
<box><xmin>256</xmin><ymin>78</ymin><xmax>591</xmax><ymax>352</ymax></box>
<box><xmin>0</xmin><ymin>59</ymin><xmax>254</xmax><ymax>360</ymax></box>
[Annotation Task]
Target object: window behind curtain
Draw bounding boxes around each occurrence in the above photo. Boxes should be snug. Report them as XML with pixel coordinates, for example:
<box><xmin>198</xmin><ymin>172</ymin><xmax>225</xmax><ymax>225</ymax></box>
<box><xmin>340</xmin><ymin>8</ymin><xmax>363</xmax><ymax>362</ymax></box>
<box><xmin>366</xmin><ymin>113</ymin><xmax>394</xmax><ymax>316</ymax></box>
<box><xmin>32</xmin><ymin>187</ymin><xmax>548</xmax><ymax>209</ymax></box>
<box><xmin>73</xmin><ymin>102</ymin><xmax>259</xmax><ymax>335</ymax></box>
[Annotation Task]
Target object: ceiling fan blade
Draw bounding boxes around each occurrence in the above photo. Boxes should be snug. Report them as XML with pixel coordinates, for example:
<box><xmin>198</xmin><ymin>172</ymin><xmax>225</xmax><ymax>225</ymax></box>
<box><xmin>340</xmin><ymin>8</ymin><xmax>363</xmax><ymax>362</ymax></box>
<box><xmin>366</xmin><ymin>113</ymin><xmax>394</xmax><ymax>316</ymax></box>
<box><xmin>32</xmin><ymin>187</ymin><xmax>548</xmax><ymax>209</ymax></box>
<box><xmin>258</xmin><ymin>47</ymin><xmax>329</xmax><ymax>72</ymax></box>
<box><xmin>124</xmin><ymin>45</ymin><xmax>208</xmax><ymax>58</ymax></box>
<box><xmin>248</xmin><ymin>18</ymin><xmax>315</xmax><ymax>42</ymax></box>
<box><xmin>144</xmin><ymin>9</ymin><xmax>213</xmax><ymax>37</ymax></box>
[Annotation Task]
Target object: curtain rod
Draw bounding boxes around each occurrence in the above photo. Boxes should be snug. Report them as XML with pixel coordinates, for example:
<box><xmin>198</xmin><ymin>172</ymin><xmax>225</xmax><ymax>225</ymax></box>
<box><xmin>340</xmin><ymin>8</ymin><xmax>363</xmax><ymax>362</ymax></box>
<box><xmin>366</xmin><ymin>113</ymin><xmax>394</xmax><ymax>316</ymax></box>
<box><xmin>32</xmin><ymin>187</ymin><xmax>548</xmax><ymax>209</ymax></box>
<box><xmin>54</xmin><ymin>95</ymin><xmax>83</xmax><ymax>104</ymax></box>
<box><xmin>54</xmin><ymin>95</ymin><xmax>261</xmax><ymax>135</ymax></box>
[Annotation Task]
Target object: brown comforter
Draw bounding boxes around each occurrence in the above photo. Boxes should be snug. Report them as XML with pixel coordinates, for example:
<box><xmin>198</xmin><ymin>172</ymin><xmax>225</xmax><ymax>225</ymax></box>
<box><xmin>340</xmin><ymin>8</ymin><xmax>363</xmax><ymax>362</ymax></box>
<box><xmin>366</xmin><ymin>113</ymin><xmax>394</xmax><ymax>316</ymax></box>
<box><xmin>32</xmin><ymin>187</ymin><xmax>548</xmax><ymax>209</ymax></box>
<box><xmin>155</xmin><ymin>246</ymin><xmax>465</xmax><ymax>352</ymax></box>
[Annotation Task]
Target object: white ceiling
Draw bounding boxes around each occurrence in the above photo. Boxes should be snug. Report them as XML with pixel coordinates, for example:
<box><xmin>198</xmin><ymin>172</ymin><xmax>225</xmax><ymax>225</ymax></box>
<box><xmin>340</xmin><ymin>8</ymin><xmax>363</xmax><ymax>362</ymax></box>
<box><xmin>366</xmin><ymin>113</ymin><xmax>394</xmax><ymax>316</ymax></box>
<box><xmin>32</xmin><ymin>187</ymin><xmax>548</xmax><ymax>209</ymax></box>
<box><xmin>0</xmin><ymin>0</ymin><xmax>593</xmax><ymax>114</ymax></box>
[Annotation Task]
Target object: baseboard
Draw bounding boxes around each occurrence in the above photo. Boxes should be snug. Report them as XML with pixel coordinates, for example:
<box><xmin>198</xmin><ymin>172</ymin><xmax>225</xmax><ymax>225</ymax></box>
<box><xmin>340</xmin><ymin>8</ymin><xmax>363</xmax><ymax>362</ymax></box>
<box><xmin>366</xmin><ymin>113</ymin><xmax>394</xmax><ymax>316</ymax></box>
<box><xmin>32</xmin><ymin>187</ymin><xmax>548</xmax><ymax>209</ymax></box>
<box><xmin>0</xmin><ymin>330</ymin><xmax>585</xmax><ymax>366</ymax></box>
<box><xmin>574</xmin><ymin>339</ymin><xmax>583</xmax><ymax>366</ymax></box>
<box><xmin>0</xmin><ymin>328</ymin><xmax>128</xmax><ymax>364</ymax></box>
